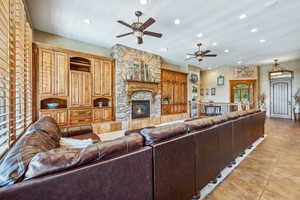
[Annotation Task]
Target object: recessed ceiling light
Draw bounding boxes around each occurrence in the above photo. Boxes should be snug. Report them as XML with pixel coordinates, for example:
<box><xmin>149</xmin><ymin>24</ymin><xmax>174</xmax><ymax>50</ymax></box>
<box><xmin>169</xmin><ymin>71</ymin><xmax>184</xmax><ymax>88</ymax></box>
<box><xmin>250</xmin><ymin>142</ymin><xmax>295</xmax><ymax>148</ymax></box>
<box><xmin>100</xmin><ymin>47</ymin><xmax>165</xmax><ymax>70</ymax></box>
<box><xmin>260</xmin><ymin>39</ymin><xmax>266</xmax><ymax>43</ymax></box>
<box><xmin>237</xmin><ymin>61</ymin><xmax>242</xmax><ymax>64</ymax></box>
<box><xmin>197</xmin><ymin>33</ymin><xmax>203</xmax><ymax>38</ymax></box>
<box><xmin>186</xmin><ymin>55</ymin><xmax>191</xmax><ymax>59</ymax></box>
<box><xmin>239</xmin><ymin>14</ymin><xmax>247</xmax><ymax>20</ymax></box>
<box><xmin>140</xmin><ymin>0</ymin><xmax>148</xmax><ymax>5</ymax></box>
<box><xmin>251</xmin><ymin>28</ymin><xmax>258</xmax><ymax>33</ymax></box>
<box><xmin>160</xmin><ymin>47</ymin><xmax>167</xmax><ymax>52</ymax></box>
<box><xmin>83</xmin><ymin>19</ymin><xmax>91</xmax><ymax>24</ymax></box>
<box><xmin>224</xmin><ymin>49</ymin><xmax>229</xmax><ymax>53</ymax></box>
<box><xmin>212</xmin><ymin>42</ymin><xmax>217</xmax><ymax>46</ymax></box>
<box><xmin>174</xmin><ymin>19</ymin><xmax>181</xmax><ymax>25</ymax></box>
<box><xmin>208</xmin><ymin>67</ymin><xmax>212</xmax><ymax>70</ymax></box>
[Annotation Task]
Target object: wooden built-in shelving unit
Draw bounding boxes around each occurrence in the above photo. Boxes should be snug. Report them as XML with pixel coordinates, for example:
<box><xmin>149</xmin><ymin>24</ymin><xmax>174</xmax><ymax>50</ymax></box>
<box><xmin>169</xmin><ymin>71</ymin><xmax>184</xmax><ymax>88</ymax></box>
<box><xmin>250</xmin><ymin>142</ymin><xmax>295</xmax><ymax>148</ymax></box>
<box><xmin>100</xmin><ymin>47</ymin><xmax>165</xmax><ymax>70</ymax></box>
<box><xmin>35</xmin><ymin>43</ymin><xmax>115</xmax><ymax>127</ymax></box>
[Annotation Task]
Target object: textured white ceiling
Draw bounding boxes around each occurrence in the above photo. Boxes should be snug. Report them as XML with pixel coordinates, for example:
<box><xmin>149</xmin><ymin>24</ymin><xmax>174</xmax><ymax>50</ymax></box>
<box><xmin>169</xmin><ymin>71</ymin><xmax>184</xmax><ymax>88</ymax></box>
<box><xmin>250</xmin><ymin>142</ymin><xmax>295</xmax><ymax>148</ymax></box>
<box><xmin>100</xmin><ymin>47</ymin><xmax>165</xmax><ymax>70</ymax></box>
<box><xmin>27</xmin><ymin>0</ymin><xmax>300</xmax><ymax>69</ymax></box>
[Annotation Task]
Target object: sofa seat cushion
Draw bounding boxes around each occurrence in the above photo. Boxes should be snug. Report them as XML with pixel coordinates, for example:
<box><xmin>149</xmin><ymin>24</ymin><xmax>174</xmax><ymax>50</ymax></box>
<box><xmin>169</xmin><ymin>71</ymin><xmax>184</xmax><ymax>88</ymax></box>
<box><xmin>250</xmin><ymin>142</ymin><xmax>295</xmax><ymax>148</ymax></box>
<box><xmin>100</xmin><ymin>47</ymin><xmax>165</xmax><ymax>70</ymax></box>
<box><xmin>140</xmin><ymin>123</ymin><xmax>188</xmax><ymax>146</ymax></box>
<box><xmin>25</xmin><ymin>133</ymin><xmax>144</xmax><ymax>180</ymax></box>
<box><xmin>70</xmin><ymin>133</ymin><xmax>101</xmax><ymax>144</ymax></box>
<box><xmin>59</xmin><ymin>138</ymin><xmax>93</xmax><ymax>149</ymax></box>
<box><xmin>184</xmin><ymin>118</ymin><xmax>214</xmax><ymax>132</ymax></box>
<box><xmin>0</xmin><ymin>130</ymin><xmax>58</xmax><ymax>187</ymax></box>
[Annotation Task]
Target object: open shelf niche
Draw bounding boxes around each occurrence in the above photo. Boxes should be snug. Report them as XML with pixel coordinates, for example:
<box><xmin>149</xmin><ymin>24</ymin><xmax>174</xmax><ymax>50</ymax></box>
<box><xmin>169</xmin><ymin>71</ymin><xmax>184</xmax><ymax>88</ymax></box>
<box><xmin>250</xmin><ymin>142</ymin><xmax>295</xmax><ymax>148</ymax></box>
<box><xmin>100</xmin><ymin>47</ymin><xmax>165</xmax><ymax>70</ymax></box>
<box><xmin>40</xmin><ymin>98</ymin><xmax>68</xmax><ymax>109</ymax></box>
<box><xmin>70</xmin><ymin>57</ymin><xmax>91</xmax><ymax>72</ymax></box>
<box><xmin>93</xmin><ymin>98</ymin><xmax>111</xmax><ymax>107</ymax></box>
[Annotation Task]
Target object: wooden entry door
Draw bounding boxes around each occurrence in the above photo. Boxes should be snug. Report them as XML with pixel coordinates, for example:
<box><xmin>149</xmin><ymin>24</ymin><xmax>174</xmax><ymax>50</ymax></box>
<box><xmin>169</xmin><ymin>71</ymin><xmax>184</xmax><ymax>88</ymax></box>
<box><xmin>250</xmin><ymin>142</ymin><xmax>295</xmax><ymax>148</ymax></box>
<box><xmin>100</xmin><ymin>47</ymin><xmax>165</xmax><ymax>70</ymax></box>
<box><xmin>270</xmin><ymin>79</ymin><xmax>292</xmax><ymax>119</ymax></box>
<box><xmin>230</xmin><ymin>80</ymin><xmax>256</xmax><ymax>105</ymax></box>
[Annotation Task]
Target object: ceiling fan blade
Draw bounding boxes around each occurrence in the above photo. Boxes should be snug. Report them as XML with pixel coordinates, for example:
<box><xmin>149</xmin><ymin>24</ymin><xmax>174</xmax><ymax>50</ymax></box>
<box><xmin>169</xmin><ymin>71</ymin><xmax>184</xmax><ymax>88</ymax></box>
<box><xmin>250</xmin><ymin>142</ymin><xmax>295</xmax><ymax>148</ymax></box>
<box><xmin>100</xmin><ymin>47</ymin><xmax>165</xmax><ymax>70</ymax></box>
<box><xmin>187</xmin><ymin>53</ymin><xmax>195</xmax><ymax>56</ymax></box>
<box><xmin>201</xmin><ymin>50</ymin><xmax>211</xmax><ymax>55</ymax></box>
<box><xmin>144</xmin><ymin>31</ymin><xmax>162</xmax><ymax>38</ymax></box>
<box><xmin>117</xmin><ymin>20</ymin><xmax>133</xmax><ymax>29</ymax></box>
<box><xmin>116</xmin><ymin>32</ymin><xmax>133</xmax><ymax>38</ymax></box>
<box><xmin>137</xmin><ymin>37</ymin><xmax>143</xmax><ymax>44</ymax></box>
<box><xmin>139</xmin><ymin>18</ymin><xmax>156</xmax><ymax>31</ymax></box>
<box><xmin>204</xmin><ymin>54</ymin><xmax>217</xmax><ymax>57</ymax></box>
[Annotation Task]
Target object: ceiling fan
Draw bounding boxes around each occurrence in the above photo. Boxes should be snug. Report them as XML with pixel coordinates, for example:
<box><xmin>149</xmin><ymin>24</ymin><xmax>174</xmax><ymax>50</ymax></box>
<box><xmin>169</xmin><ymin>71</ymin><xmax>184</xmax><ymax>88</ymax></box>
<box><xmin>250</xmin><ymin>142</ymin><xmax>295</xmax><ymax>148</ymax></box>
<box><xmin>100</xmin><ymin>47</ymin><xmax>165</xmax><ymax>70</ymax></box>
<box><xmin>185</xmin><ymin>43</ymin><xmax>217</xmax><ymax>62</ymax></box>
<box><xmin>116</xmin><ymin>11</ymin><xmax>162</xmax><ymax>44</ymax></box>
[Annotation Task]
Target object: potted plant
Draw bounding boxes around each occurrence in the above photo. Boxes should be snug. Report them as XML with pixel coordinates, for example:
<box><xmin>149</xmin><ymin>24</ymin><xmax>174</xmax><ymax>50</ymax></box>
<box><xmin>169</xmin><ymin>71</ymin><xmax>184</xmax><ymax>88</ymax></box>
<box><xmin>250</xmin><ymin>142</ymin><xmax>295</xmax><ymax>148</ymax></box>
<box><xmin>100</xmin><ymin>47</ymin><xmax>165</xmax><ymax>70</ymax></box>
<box><xmin>294</xmin><ymin>89</ymin><xmax>300</xmax><ymax>120</ymax></box>
<box><xmin>259</xmin><ymin>93</ymin><xmax>266</xmax><ymax>111</ymax></box>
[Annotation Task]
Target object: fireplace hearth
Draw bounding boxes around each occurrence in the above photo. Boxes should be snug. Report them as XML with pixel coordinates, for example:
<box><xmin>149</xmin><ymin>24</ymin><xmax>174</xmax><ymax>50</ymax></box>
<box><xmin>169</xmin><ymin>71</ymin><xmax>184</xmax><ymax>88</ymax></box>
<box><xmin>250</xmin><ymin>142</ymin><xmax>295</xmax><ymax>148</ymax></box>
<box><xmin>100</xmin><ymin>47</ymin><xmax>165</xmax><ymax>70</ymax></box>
<box><xmin>132</xmin><ymin>100</ymin><xmax>150</xmax><ymax>119</ymax></box>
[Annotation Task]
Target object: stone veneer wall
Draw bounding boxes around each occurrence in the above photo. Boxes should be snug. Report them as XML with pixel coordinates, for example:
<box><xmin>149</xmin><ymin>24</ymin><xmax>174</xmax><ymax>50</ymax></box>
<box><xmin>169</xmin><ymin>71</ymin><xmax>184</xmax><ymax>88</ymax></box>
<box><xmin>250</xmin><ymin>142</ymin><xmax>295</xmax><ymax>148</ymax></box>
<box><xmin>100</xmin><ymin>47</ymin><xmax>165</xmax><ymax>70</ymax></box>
<box><xmin>112</xmin><ymin>44</ymin><xmax>162</xmax><ymax>121</ymax></box>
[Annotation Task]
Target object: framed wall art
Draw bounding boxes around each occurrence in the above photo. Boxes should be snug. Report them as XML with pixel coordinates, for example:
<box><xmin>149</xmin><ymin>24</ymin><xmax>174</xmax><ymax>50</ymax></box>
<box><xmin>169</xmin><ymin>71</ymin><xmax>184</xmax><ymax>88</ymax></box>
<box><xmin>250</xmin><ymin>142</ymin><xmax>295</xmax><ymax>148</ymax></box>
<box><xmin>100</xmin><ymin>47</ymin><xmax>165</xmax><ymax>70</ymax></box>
<box><xmin>217</xmin><ymin>75</ymin><xmax>224</xmax><ymax>86</ymax></box>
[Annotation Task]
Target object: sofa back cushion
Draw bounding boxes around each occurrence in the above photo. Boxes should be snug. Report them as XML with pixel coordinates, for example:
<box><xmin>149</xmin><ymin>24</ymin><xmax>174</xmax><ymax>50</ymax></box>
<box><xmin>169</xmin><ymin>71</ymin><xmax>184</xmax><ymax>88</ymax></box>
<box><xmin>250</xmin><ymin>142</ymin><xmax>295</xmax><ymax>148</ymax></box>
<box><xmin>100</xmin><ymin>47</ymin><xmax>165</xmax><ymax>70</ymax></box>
<box><xmin>210</xmin><ymin>115</ymin><xmax>229</xmax><ymax>124</ymax></box>
<box><xmin>61</xmin><ymin>125</ymin><xmax>93</xmax><ymax>137</ymax></box>
<box><xmin>225</xmin><ymin>111</ymin><xmax>240</xmax><ymax>120</ymax></box>
<box><xmin>25</xmin><ymin>133</ymin><xmax>144</xmax><ymax>180</ymax></box>
<box><xmin>140</xmin><ymin>123</ymin><xmax>188</xmax><ymax>146</ymax></box>
<box><xmin>184</xmin><ymin>118</ymin><xmax>214</xmax><ymax>132</ymax></box>
<box><xmin>30</xmin><ymin>116</ymin><xmax>61</xmax><ymax>142</ymax></box>
<box><xmin>0</xmin><ymin>130</ymin><xmax>57</xmax><ymax>187</ymax></box>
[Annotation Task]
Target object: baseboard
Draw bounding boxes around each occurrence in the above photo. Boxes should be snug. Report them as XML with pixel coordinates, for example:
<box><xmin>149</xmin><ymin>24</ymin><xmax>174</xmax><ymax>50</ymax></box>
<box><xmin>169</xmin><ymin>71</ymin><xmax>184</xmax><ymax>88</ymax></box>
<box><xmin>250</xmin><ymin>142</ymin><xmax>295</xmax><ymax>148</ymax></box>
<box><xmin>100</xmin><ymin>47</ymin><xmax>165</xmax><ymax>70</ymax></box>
<box><xmin>198</xmin><ymin>135</ymin><xmax>267</xmax><ymax>200</ymax></box>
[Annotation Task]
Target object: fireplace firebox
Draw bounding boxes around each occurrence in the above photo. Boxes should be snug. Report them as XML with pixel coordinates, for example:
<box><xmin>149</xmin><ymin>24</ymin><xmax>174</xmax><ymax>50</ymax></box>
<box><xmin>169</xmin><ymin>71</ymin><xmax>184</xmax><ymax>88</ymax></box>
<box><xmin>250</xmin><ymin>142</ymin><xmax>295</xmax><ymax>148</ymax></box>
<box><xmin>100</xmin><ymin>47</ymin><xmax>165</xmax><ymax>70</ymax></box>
<box><xmin>132</xmin><ymin>100</ymin><xmax>150</xmax><ymax>119</ymax></box>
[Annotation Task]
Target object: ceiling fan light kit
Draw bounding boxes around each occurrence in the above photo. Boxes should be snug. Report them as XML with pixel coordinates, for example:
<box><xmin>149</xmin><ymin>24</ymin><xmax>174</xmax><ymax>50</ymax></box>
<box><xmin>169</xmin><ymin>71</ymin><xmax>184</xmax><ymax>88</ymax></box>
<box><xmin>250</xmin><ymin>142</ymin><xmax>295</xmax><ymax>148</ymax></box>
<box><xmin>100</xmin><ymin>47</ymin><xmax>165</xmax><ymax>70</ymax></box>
<box><xmin>116</xmin><ymin>11</ymin><xmax>162</xmax><ymax>44</ymax></box>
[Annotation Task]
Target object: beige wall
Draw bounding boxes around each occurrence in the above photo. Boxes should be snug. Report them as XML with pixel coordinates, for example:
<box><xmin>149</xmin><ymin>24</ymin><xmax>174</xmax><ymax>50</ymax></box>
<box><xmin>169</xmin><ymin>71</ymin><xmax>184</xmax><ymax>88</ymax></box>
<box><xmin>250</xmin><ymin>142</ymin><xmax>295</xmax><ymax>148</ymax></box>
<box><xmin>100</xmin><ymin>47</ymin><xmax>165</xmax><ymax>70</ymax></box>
<box><xmin>33</xmin><ymin>30</ymin><xmax>112</xmax><ymax>57</ymax></box>
<box><xmin>259</xmin><ymin>59</ymin><xmax>300</xmax><ymax>117</ymax></box>
<box><xmin>200</xmin><ymin>66</ymin><xmax>259</xmax><ymax>103</ymax></box>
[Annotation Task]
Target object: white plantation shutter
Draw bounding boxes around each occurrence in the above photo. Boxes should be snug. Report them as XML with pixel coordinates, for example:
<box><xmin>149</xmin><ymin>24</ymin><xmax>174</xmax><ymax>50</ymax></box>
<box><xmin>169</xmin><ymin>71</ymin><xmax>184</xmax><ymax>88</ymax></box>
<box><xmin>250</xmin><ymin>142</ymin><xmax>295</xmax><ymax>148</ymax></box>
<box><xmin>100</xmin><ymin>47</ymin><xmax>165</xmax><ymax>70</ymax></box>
<box><xmin>25</xmin><ymin>22</ymin><xmax>32</xmax><ymax>127</ymax></box>
<box><xmin>0</xmin><ymin>0</ymin><xmax>10</xmax><ymax>156</ymax></box>
<box><xmin>0</xmin><ymin>0</ymin><xmax>32</xmax><ymax>157</ymax></box>
<box><xmin>15</xmin><ymin>0</ymin><xmax>26</xmax><ymax>137</ymax></box>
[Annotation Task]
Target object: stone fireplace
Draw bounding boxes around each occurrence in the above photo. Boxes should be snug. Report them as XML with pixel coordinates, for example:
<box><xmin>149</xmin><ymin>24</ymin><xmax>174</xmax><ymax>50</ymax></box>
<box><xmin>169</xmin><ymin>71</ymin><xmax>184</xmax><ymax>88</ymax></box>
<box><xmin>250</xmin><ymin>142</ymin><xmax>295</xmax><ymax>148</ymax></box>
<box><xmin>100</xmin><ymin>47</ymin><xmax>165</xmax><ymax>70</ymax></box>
<box><xmin>112</xmin><ymin>44</ymin><xmax>162</xmax><ymax>121</ymax></box>
<box><xmin>132</xmin><ymin>100</ymin><xmax>150</xmax><ymax>119</ymax></box>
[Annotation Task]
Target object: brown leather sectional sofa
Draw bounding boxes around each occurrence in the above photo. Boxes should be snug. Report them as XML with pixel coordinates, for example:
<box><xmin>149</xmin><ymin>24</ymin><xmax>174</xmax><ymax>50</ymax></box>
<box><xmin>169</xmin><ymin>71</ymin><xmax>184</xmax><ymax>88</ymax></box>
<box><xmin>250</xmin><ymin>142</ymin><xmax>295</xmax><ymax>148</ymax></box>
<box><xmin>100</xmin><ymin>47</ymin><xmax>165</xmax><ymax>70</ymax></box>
<box><xmin>0</xmin><ymin>110</ymin><xmax>266</xmax><ymax>200</ymax></box>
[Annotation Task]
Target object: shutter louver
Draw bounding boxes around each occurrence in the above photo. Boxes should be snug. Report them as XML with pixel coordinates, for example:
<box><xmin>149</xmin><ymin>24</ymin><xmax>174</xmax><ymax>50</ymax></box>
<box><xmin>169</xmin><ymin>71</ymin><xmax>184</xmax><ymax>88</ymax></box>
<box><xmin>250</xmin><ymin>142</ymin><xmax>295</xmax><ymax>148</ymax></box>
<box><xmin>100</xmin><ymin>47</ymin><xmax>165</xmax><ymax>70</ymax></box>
<box><xmin>0</xmin><ymin>0</ymin><xmax>10</xmax><ymax>156</ymax></box>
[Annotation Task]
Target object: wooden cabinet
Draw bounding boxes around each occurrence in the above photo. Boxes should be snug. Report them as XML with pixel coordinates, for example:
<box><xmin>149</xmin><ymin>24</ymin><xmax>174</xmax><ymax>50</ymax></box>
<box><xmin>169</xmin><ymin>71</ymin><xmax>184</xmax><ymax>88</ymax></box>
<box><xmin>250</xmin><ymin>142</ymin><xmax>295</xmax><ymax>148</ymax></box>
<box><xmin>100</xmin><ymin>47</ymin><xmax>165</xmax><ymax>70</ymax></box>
<box><xmin>40</xmin><ymin>109</ymin><xmax>68</xmax><ymax>126</ymax></box>
<box><xmin>93</xmin><ymin>59</ymin><xmax>113</xmax><ymax>97</ymax></box>
<box><xmin>39</xmin><ymin>49</ymin><xmax>54</xmax><ymax>96</ymax></box>
<box><xmin>93</xmin><ymin>107</ymin><xmax>113</xmax><ymax>122</ymax></box>
<box><xmin>39</xmin><ymin>49</ymin><xmax>68</xmax><ymax>97</ymax></box>
<box><xmin>69</xmin><ymin>71</ymin><xmax>92</xmax><ymax>107</ymax></box>
<box><xmin>55</xmin><ymin>52</ymin><xmax>68</xmax><ymax>96</ymax></box>
<box><xmin>36</xmin><ymin>43</ymin><xmax>114</xmax><ymax>127</ymax></box>
<box><xmin>161</xmin><ymin>69</ymin><xmax>187</xmax><ymax>115</ymax></box>
<box><xmin>69</xmin><ymin>108</ymin><xmax>92</xmax><ymax>125</ymax></box>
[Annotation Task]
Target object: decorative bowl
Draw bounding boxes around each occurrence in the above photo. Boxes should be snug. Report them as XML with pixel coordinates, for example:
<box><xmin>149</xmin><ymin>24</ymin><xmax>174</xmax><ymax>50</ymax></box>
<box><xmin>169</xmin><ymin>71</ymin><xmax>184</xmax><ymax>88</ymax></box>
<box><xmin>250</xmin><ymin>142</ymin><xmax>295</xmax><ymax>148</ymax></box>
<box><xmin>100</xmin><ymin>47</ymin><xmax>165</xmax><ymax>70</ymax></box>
<box><xmin>47</xmin><ymin>103</ymin><xmax>59</xmax><ymax>109</ymax></box>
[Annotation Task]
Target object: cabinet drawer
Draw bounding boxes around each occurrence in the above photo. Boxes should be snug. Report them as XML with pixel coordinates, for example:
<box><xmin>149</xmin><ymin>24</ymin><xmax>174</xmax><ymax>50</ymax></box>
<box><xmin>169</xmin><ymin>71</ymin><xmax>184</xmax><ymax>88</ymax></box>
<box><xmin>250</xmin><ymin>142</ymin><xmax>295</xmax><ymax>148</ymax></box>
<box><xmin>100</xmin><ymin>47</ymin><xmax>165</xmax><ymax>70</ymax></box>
<box><xmin>69</xmin><ymin>118</ymin><xmax>91</xmax><ymax>125</ymax></box>
<box><xmin>69</xmin><ymin>109</ymin><xmax>92</xmax><ymax>125</ymax></box>
<box><xmin>69</xmin><ymin>109</ymin><xmax>92</xmax><ymax>118</ymax></box>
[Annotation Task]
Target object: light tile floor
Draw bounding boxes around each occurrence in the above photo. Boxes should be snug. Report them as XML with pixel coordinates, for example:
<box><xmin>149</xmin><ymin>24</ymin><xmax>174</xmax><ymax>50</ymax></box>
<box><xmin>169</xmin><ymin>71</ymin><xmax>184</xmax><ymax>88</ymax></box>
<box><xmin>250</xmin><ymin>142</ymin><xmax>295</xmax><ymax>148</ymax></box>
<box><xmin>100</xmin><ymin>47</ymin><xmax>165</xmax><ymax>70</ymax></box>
<box><xmin>205</xmin><ymin>118</ymin><xmax>300</xmax><ymax>200</ymax></box>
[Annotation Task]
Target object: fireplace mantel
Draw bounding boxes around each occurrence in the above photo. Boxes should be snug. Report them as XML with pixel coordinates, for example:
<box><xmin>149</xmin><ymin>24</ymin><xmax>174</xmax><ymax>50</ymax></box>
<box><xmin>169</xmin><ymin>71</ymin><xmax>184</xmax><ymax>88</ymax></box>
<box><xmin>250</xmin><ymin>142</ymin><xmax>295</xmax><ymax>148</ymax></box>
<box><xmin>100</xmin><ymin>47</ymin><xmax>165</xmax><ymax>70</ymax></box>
<box><xmin>126</xmin><ymin>80</ymin><xmax>159</xmax><ymax>102</ymax></box>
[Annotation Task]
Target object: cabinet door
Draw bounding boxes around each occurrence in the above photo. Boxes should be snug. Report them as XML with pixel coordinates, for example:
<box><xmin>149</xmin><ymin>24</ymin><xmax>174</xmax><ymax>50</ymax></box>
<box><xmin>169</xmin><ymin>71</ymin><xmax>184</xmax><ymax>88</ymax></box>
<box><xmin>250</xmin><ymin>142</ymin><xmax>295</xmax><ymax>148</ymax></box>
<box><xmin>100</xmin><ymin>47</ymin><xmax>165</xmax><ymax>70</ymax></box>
<box><xmin>93</xmin><ymin>59</ymin><xmax>112</xmax><ymax>97</ymax></box>
<box><xmin>69</xmin><ymin>71</ymin><xmax>81</xmax><ymax>107</ymax></box>
<box><xmin>39</xmin><ymin>49</ymin><xmax>54</xmax><ymax>96</ymax></box>
<box><xmin>93</xmin><ymin>109</ymin><xmax>102</xmax><ymax>122</ymax></box>
<box><xmin>40</xmin><ymin>110</ymin><xmax>67</xmax><ymax>126</ymax></box>
<box><xmin>40</xmin><ymin>111</ymin><xmax>55</xmax><ymax>118</ymax></box>
<box><xmin>81</xmin><ymin>72</ymin><xmax>92</xmax><ymax>106</ymax></box>
<box><xmin>102</xmin><ymin>61</ymin><xmax>112</xmax><ymax>96</ymax></box>
<box><xmin>55</xmin><ymin>52</ymin><xmax>68</xmax><ymax>96</ymax></box>
<box><xmin>103</xmin><ymin>108</ymin><xmax>112</xmax><ymax>121</ymax></box>
<box><xmin>93</xmin><ymin>59</ymin><xmax>102</xmax><ymax>96</ymax></box>
<box><xmin>56</xmin><ymin>110</ymin><xmax>68</xmax><ymax>125</ymax></box>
